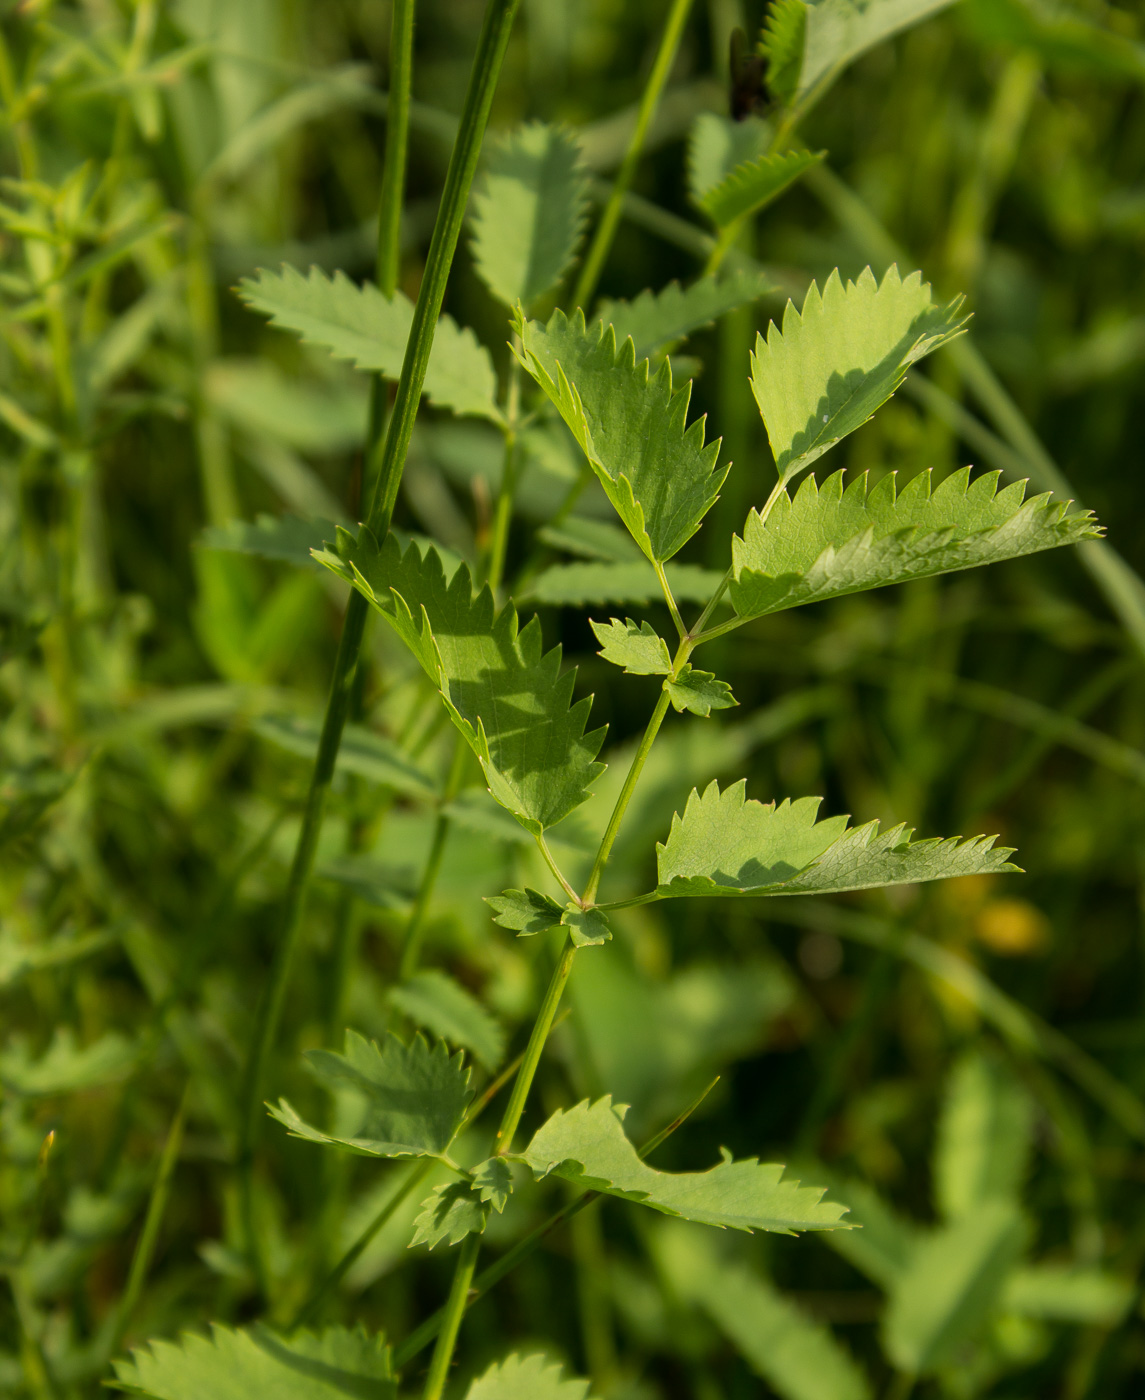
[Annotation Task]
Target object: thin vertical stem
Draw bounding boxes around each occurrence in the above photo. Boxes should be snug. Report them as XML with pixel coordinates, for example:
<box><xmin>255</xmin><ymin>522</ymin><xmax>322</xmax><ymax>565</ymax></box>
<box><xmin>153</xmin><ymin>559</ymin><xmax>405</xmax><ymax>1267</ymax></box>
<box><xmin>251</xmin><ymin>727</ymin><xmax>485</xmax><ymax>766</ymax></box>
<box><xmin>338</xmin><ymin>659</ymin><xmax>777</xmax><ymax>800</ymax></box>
<box><xmin>492</xmin><ymin>939</ymin><xmax>579</xmax><ymax>1155</ymax></box>
<box><xmin>236</xmin><ymin>0</ymin><xmax>524</xmax><ymax>1297</ymax></box>
<box><xmin>571</xmin><ymin>0</ymin><xmax>696</xmax><ymax>310</ymax></box>
<box><xmin>104</xmin><ymin>1088</ymin><xmax>188</xmax><ymax>1359</ymax></box>
<box><xmin>581</xmin><ymin>688</ymin><xmax>673</xmax><ymax>905</ymax></box>
<box><xmin>421</xmin><ymin>1234</ymin><xmax>481</xmax><ymax>1400</ymax></box>
<box><xmin>485</xmin><ymin>350</ymin><xmax>521</xmax><ymax>594</ymax></box>
<box><xmin>377</xmin><ymin>0</ymin><xmax>416</xmax><ymax>299</ymax></box>
<box><xmin>398</xmin><ymin>736</ymin><xmax>468</xmax><ymax>980</ymax></box>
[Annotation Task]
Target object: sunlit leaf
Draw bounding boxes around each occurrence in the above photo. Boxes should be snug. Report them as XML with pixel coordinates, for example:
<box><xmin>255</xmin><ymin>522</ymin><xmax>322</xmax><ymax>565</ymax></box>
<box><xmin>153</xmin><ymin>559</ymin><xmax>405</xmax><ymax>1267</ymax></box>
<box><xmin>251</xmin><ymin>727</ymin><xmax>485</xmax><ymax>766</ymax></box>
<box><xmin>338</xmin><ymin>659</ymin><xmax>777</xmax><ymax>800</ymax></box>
<box><xmin>515</xmin><ymin>308</ymin><xmax>726</xmax><ymax>562</ymax></box>
<box><xmin>465</xmin><ymin>1354</ymin><xmax>591</xmax><ymax>1400</ymax></box>
<box><xmin>800</xmin><ymin>1</ymin><xmax>961</xmax><ymax>102</ymax></box>
<box><xmin>762</xmin><ymin>0</ymin><xmax>808</xmax><ymax>105</ymax></box>
<box><xmin>651</xmin><ymin>780</ymin><xmax>1018</xmax><ymax>899</ymax></box>
<box><xmin>590</xmin><ymin>617</ymin><xmax>672</xmax><ymax>675</ymax></box>
<box><xmin>320</xmin><ymin>530</ymin><xmax>605</xmax><ymax>835</ymax></box>
<box><xmin>665</xmin><ymin>666</ymin><xmax>737</xmax><ymax>717</ymax></box>
<box><xmin>520</xmin><ymin>1097</ymin><xmax>848</xmax><ymax>1234</ymax></box>
<box><xmin>729</xmin><ymin>468</ymin><xmax>1100</xmax><ymax>620</ymax></box>
<box><xmin>751</xmin><ymin>265</ymin><xmax>967</xmax><ymax>484</ymax></box>
<box><xmin>486</xmin><ymin>887</ymin><xmax>565</xmax><ymax>934</ymax></box>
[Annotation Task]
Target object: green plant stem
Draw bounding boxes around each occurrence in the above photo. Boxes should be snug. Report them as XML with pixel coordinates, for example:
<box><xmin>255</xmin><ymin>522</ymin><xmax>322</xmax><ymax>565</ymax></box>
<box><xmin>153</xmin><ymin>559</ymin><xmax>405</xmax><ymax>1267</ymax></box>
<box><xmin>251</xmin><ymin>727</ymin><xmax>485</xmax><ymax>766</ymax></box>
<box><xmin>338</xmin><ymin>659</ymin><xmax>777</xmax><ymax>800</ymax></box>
<box><xmin>582</xmin><ymin>689</ymin><xmax>672</xmax><ymax>905</ymax></box>
<box><xmin>393</xmin><ymin>1076</ymin><xmax>718</xmax><ymax>1368</ymax></box>
<box><xmin>485</xmin><ymin>349</ymin><xmax>521</xmax><ymax>594</ymax></box>
<box><xmin>421</xmin><ymin>1233</ymin><xmax>481</xmax><ymax>1400</ymax></box>
<box><xmin>492</xmin><ymin>938</ymin><xmax>579</xmax><ymax>1155</ymax></box>
<box><xmin>236</xmin><ymin>0</ymin><xmax>523</xmax><ymax>1296</ymax></box>
<box><xmin>571</xmin><ymin>0</ymin><xmax>696</xmax><ymax>310</ymax></box>
<box><xmin>104</xmin><ymin>1087</ymin><xmax>188</xmax><ymax>1359</ymax></box>
<box><xmin>398</xmin><ymin>737</ymin><xmax>468</xmax><ymax>980</ymax></box>
<box><xmin>377</xmin><ymin>0</ymin><xmax>415</xmax><ymax>299</ymax></box>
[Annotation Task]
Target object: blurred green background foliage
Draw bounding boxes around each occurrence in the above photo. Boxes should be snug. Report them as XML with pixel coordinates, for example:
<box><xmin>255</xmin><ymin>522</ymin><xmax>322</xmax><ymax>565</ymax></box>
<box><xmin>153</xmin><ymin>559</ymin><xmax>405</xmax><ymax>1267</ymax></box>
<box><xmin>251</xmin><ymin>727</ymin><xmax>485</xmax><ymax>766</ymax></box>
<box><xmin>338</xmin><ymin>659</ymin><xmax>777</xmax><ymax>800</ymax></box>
<box><xmin>1</xmin><ymin>0</ymin><xmax>1144</xmax><ymax>1396</ymax></box>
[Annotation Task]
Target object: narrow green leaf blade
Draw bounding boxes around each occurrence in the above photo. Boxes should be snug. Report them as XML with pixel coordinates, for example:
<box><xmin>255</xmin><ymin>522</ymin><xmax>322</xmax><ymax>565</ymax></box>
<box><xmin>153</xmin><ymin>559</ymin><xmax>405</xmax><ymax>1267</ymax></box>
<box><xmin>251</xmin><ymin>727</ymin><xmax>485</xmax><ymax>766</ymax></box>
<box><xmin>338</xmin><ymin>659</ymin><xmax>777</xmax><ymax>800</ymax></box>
<box><xmin>320</xmin><ymin>531</ymin><xmax>606</xmax><ymax>834</ymax></box>
<box><xmin>590</xmin><ymin>618</ymin><xmax>672</xmax><ymax>675</ymax></box>
<box><xmin>470</xmin><ymin>122</ymin><xmax>589</xmax><ymax>307</ymax></box>
<box><xmin>698</xmin><ymin>149</ymin><xmax>825</xmax><ymax>229</ymax></box>
<box><xmin>665</xmin><ymin>665</ymin><xmax>737</xmax><ymax>717</ymax></box>
<box><xmin>237</xmin><ymin>265</ymin><xmax>501</xmax><ymax>423</ymax></box>
<box><xmin>113</xmin><ymin>1324</ymin><xmax>395</xmax><ymax>1399</ymax></box>
<box><xmin>654</xmin><ymin>780</ymin><xmax>1018</xmax><ymax>898</ymax></box>
<box><xmin>465</xmin><ymin>1354</ymin><xmax>591</xmax><ymax>1400</ymax></box>
<box><xmin>656</xmin><ymin>1222</ymin><xmax>872</xmax><ymax>1400</ymax></box>
<box><xmin>520</xmin><ymin>1097</ymin><xmax>848</xmax><ymax>1234</ymax></box>
<box><xmin>751</xmin><ymin>266</ymin><xmax>967</xmax><ymax>483</ymax></box>
<box><xmin>730</xmin><ymin>468</ymin><xmax>1101</xmax><ymax>620</ymax></box>
<box><xmin>387</xmin><ymin>971</ymin><xmax>505</xmax><ymax>1071</ymax></box>
<box><xmin>883</xmin><ymin>1202</ymin><xmax>1029</xmax><ymax>1376</ymax></box>
<box><xmin>267</xmin><ymin>1031</ymin><xmax>472</xmax><ymax>1160</ymax></box>
<box><xmin>597</xmin><ymin>270</ymin><xmax>774</xmax><ymax>360</ymax></box>
<box><xmin>514</xmin><ymin>309</ymin><xmax>727</xmax><ymax>561</ymax></box>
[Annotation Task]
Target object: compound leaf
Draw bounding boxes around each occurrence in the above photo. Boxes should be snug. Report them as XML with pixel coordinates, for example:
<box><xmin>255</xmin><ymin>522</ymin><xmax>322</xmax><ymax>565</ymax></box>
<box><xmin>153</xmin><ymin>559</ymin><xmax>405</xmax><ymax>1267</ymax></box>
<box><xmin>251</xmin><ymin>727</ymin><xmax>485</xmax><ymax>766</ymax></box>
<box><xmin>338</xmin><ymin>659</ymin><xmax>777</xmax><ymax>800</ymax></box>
<box><xmin>486</xmin><ymin>887</ymin><xmax>565</xmax><ymax>935</ymax></box>
<box><xmin>514</xmin><ymin>309</ymin><xmax>726</xmax><ymax>562</ymax></box>
<box><xmin>656</xmin><ymin>1223</ymin><xmax>872</xmax><ymax>1400</ymax></box>
<box><xmin>762</xmin><ymin>0</ymin><xmax>808</xmax><ymax>105</ymax></box>
<box><xmin>751</xmin><ymin>266</ymin><xmax>967</xmax><ymax>484</ymax></box>
<box><xmin>411</xmin><ymin>1180</ymin><xmax>490</xmax><ymax>1251</ymax></box>
<box><xmin>590</xmin><ymin>618</ymin><xmax>672</xmax><ymax>675</ymax></box>
<box><xmin>697</xmin><ymin>149</ymin><xmax>825</xmax><ymax>229</ymax></box>
<box><xmin>268</xmin><ymin>1031</ymin><xmax>471</xmax><ymax>1160</ymax></box>
<box><xmin>520</xmin><ymin>1097</ymin><xmax>848</xmax><ymax>1234</ymax></box>
<box><xmin>113</xmin><ymin>1324</ymin><xmax>395</xmax><ymax>1400</ymax></box>
<box><xmin>935</xmin><ymin>1049</ymin><xmax>1032</xmax><ymax>1221</ymax></box>
<box><xmin>387</xmin><ymin>970</ymin><xmax>505</xmax><ymax>1072</ymax></box>
<box><xmin>320</xmin><ymin>531</ymin><xmax>605</xmax><ymax>834</ymax></box>
<box><xmin>729</xmin><ymin>468</ymin><xmax>1101</xmax><ymax>620</ymax></box>
<box><xmin>465</xmin><ymin>1354</ymin><xmax>591</xmax><ymax>1400</ymax></box>
<box><xmin>652</xmin><ymin>780</ymin><xmax>1018</xmax><ymax>899</ymax></box>
<box><xmin>238</xmin><ymin>265</ymin><xmax>501</xmax><ymax>423</ymax></box>
<box><xmin>523</xmin><ymin>561</ymin><xmax>725</xmax><ymax>608</ymax></box>
<box><xmin>597</xmin><ymin>270</ymin><xmax>774</xmax><ymax>360</ymax></box>
<box><xmin>666</xmin><ymin>666</ymin><xmax>737</xmax><ymax>717</ymax></box>
<box><xmin>883</xmin><ymin>1202</ymin><xmax>1028</xmax><ymax>1376</ymax></box>
<box><xmin>471</xmin><ymin>122</ymin><xmax>588</xmax><ymax>308</ymax></box>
